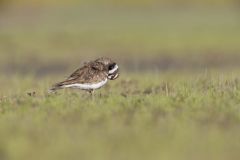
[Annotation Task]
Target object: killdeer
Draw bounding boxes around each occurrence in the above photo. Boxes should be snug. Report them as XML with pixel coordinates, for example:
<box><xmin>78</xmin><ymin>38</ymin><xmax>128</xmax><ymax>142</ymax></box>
<box><xmin>49</xmin><ymin>57</ymin><xmax>119</xmax><ymax>94</ymax></box>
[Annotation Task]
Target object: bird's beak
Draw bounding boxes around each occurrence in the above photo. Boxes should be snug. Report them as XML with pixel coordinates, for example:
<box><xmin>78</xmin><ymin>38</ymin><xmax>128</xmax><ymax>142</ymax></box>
<box><xmin>108</xmin><ymin>70</ymin><xmax>119</xmax><ymax>80</ymax></box>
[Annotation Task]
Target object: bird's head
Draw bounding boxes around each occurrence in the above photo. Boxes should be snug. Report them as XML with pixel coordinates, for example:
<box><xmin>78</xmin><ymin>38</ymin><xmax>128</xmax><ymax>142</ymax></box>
<box><xmin>95</xmin><ymin>57</ymin><xmax>119</xmax><ymax>80</ymax></box>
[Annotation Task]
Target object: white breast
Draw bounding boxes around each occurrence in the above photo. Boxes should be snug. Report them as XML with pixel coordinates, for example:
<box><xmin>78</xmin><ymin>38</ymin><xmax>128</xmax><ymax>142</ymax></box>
<box><xmin>63</xmin><ymin>79</ymin><xmax>108</xmax><ymax>90</ymax></box>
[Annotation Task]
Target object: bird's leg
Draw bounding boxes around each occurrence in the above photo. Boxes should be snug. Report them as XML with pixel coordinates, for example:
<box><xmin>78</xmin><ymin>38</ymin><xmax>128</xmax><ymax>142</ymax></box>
<box><xmin>88</xmin><ymin>90</ymin><xmax>93</xmax><ymax>95</ymax></box>
<box><xmin>91</xmin><ymin>90</ymin><xmax>95</xmax><ymax>99</ymax></box>
<box><xmin>88</xmin><ymin>90</ymin><xmax>95</xmax><ymax>99</ymax></box>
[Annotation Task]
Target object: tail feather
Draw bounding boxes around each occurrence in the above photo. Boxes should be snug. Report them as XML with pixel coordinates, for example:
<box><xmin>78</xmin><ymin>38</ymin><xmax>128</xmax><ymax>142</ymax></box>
<box><xmin>48</xmin><ymin>79</ymin><xmax>77</xmax><ymax>93</ymax></box>
<box><xmin>48</xmin><ymin>83</ymin><xmax>64</xmax><ymax>93</ymax></box>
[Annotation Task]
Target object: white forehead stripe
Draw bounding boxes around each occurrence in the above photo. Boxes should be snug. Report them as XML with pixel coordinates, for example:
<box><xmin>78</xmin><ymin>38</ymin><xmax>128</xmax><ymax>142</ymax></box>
<box><xmin>63</xmin><ymin>79</ymin><xmax>108</xmax><ymax>90</ymax></box>
<box><xmin>109</xmin><ymin>65</ymin><xmax>119</xmax><ymax>74</ymax></box>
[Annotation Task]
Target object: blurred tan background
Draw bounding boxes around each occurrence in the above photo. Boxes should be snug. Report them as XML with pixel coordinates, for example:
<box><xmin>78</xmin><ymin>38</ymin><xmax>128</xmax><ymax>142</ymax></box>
<box><xmin>0</xmin><ymin>0</ymin><xmax>239</xmax><ymax>75</ymax></box>
<box><xmin>1</xmin><ymin>0</ymin><xmax>240</xmax><ymax>6</ymax></box>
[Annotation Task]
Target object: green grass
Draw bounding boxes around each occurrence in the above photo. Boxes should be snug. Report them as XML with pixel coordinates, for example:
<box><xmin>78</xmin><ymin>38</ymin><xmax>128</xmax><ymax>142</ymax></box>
<box><xmin>1</xmin><ymin>5</ymin><xmax>240</xmax><ymax>160</ymax></box>
<box><xmin>1</xmin><ymin>72</ymin><xmax>240</xmax><ymax>160</ymax></box>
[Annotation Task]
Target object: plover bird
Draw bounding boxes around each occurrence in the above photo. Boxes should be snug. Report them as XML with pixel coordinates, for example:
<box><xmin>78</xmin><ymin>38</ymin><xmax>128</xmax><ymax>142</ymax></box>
<box><xmin>49</xmin><ymin>57</ymin><xmax>119</xmax><ymax>94</ymax></box>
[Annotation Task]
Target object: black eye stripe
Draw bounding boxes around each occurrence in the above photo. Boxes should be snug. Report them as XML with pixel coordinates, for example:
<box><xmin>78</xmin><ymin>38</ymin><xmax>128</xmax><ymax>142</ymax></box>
<box><xmin>108</xmin><ymin>63</ymin><xmax>116</xmax><ymax>70</ymax></box>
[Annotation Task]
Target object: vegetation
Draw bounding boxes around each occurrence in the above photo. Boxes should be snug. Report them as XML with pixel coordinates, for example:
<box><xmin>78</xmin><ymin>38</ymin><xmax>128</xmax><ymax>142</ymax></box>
<box><xmin>0</xmin><ymin>4</ymin><xmax>240</xmax><ymax>160</ymax></box>
<box><xmin>1</xmin><ymin>72</ymin><xmax>240</xmax><ymax>160</ymax></box>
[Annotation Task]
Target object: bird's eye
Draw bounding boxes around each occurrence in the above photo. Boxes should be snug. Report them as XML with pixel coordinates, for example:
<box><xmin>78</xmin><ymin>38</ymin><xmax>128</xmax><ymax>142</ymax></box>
<box><xmin>108</xmin><ymin>63</ymin><xmax>116</xmax><ymax>70</ymax></box>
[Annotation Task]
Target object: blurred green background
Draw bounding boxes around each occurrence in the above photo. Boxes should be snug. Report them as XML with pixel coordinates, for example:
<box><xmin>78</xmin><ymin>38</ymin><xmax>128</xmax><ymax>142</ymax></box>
<box><xmin>1</xmin><ymin>1</ymin><xmax>240</xmax><ymax>160</ymax></box>
<box><xmin>0</xmin><ymin>0</ymin><xmax>239</xmax><ymax>75</ymax></box>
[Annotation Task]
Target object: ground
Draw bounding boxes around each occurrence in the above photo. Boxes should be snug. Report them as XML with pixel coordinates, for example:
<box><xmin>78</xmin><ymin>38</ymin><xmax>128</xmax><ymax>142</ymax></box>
<box><xmin>1</xmin><ymin>72</ymin><xmax>240</xmax><ymax>160</ymax></box>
